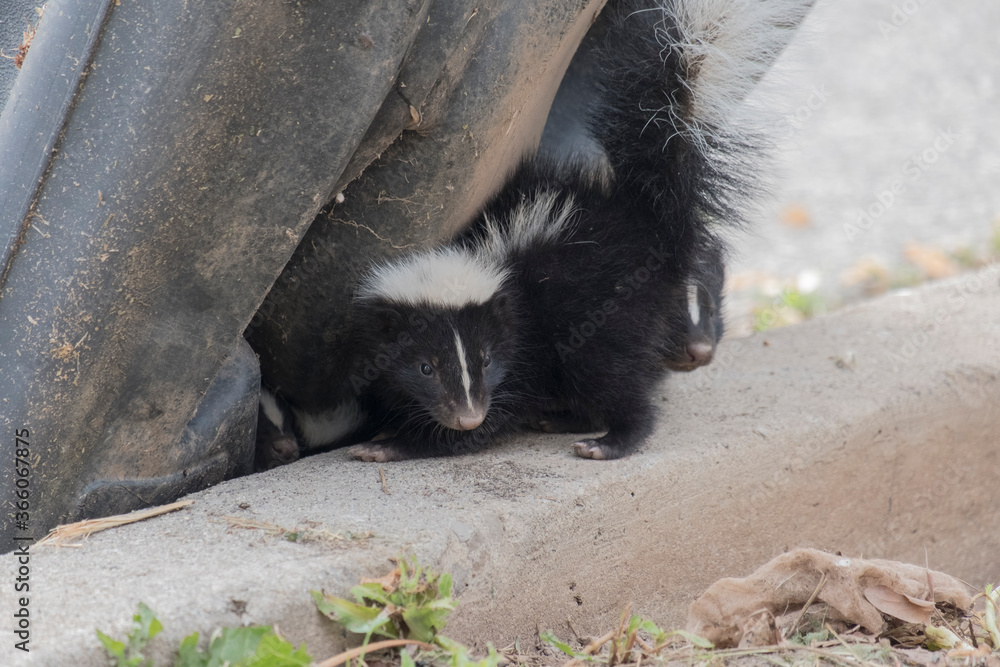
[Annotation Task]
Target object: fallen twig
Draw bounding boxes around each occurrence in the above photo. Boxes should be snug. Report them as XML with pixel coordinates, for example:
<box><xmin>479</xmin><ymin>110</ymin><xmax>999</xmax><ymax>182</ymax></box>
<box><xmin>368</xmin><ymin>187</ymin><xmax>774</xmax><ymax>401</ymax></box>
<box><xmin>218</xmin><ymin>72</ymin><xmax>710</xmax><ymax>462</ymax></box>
<box><xmin>315</xmin><ymin>638</ymin><xmax>434</xmax><ymax>667</ymax></box>
<box><xmin>788</xmin><ymin>571</ymin><xmax>827</xmax><ymax>637</ymax></box>
<box><xmin>379</xmin><ymin>466</ymin><xmax>390</xmax><ymax>494</ymax></box>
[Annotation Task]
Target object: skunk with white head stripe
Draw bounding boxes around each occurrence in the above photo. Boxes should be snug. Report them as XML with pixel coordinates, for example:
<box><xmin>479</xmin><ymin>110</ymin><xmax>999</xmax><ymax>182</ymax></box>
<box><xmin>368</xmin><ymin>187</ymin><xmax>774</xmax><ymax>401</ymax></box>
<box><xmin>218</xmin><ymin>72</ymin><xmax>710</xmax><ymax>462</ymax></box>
<box><xmin>346</xmin><ymin>243</ymin><xmax>537</xmax><ymax>461</ymax></box>
<box><xmin>336</xmin><ymin>0</ymin><xmax>807</xmax><ymax>461</ymax></box>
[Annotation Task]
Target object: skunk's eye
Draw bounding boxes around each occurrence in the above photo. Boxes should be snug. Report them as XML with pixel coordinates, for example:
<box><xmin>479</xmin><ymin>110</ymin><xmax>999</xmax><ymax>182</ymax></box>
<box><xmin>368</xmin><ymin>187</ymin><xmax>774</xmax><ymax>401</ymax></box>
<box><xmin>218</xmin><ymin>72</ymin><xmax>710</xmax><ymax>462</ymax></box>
<box><xmin>420</xmin><ymin>363</ymin><xmax>433</xmax><ymax>376</ymax></box>
<box><xmin>483</xmin><ymin>354</ymin><xmax>491</xmax><ymax>368</ymax></box>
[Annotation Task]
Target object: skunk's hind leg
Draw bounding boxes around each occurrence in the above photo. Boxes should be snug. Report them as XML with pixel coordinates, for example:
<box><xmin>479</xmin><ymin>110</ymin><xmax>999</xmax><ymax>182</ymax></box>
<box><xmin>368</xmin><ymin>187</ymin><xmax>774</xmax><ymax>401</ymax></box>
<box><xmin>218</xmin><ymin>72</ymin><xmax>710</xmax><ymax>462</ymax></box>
<box><xmin>571</xmin><ymin>397</ymin><xmax>656</xmax><ymax>460</ymax></box>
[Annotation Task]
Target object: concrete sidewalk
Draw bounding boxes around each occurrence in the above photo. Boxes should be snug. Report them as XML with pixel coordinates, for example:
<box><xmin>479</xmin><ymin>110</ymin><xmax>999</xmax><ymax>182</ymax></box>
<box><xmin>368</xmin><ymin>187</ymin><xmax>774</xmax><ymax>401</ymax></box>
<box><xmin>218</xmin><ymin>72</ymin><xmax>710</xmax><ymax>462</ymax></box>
<box><xmin>3</xmin><ymin>268</ymin><xmax>999</xmax><ymax>666</ymax></box>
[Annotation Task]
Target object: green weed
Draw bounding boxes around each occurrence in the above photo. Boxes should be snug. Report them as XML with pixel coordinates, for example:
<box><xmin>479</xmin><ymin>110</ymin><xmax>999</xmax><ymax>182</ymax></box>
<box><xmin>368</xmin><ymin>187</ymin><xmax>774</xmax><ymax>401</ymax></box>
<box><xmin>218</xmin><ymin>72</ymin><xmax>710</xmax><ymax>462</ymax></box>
<box><xmin>751</xmin><ymin>287</ymin><xmax>826</xmax><ymax>332</ymax></box>
<box><xmin>312</xmin><ymin>554</ymin><xmax>454</xmax><ymax>644</ymax></box>
<box><xmin>97</xmin><ymin>605</ymin><xmax>311</xmax><ymax>667</ymax></box>
<box><xmin>97</xmin><ymin>555</ymin><xmax>498</xmax><ymax>667</ymax></box>
<box><xmin>541</xmin><ymin>608</ymin><xmax>712</xmax><ymax>665</ymax></box>
<box><xmin>96</xmin><ymin>603</ymin><xmax>162</xmax><ymax>667</ymax></box>
<box><xmin>312</xmin><ymin>555</ymin><xmax>499</xmax><ymax>667</ymax></box>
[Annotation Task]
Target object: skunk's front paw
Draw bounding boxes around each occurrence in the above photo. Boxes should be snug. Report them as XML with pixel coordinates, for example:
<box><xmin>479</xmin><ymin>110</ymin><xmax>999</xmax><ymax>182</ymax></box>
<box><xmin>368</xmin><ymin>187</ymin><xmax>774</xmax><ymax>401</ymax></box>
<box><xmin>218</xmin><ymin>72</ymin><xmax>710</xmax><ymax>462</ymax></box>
<box><xmin>255</xmin><ymin>432</ymin><xmax>300</xmax><ymax>471</ymax></box>
<box><xmin>347</xmin><ymin>442</ymin><xmax>408</xmax><ymax>462</ymax></box>
<box><xmin>572</xmin><ymin>439</ymin><xmax>608</xmax><ymax>460</ymax></box>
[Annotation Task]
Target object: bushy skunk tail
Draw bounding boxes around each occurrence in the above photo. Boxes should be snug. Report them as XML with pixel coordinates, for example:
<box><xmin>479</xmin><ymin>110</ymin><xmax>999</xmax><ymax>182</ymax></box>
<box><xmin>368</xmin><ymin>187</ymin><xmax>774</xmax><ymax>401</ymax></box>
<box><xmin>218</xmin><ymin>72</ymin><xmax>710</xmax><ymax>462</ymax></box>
<box><xmin>592</xmin><ymin>0</ymin><xmax>810</xmax><ymax>225</ymax></box>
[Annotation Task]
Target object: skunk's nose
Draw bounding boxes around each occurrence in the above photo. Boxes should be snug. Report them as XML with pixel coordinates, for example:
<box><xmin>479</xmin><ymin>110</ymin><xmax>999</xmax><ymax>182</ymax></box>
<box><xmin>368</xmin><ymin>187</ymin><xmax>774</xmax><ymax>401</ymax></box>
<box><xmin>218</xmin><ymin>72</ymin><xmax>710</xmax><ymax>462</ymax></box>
<box><xmin>686</xmin><ymin>341</ymin><xmax>714</xmax><ymax>365</ymax></box>
<box><xmin>457</xmin><ymin>413</ymin><xmax>485</xmax><ymax>430</ymax></box>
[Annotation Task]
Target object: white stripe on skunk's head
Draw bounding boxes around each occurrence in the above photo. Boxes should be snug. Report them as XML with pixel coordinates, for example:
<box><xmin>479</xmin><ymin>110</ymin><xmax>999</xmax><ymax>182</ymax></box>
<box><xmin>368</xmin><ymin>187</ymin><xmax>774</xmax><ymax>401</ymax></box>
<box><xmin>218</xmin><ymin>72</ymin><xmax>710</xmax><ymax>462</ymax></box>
<box><xmin>356</xmin><ymin>246</ymin><xmax>510</xmax><ymax>309</ymax></box>
<box><xmin>258</xmin><ymin>387</ymin><xmax>285</xmax><ymax>432</ymax></box>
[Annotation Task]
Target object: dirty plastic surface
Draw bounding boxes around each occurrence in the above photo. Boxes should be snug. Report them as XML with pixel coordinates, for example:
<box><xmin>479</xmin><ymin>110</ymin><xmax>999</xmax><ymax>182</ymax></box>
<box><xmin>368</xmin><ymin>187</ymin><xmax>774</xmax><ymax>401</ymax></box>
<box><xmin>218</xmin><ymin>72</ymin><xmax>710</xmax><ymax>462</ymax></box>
<box><xmin>0</xmin><ymin>0</ymin><xmax>462</xmax><ymax>551</ymax></box>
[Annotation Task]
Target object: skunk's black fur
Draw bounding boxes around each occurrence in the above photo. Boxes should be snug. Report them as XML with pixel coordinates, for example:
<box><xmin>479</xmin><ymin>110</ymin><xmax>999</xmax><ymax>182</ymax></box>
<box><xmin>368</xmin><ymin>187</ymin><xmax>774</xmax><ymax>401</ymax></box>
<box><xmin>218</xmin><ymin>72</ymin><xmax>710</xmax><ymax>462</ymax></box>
<box><xmin>479</xmin><ymin>163</ymin><xmax>701</xmax><ymax>460</ymax></box>
<box><xmin>337</xmin><ymin>0</ymin><xmax>803</xmax><ymax>461</ymax></box>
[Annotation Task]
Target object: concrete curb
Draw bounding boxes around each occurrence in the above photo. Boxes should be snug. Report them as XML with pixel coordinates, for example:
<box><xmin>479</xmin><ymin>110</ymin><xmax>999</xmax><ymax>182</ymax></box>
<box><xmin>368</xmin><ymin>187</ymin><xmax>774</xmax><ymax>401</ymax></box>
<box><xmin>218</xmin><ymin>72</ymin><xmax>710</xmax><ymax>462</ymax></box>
<box><xmin>3</xmin><ymin>268</ymin><xmax>999</xmax><ymax>665</ymax></box>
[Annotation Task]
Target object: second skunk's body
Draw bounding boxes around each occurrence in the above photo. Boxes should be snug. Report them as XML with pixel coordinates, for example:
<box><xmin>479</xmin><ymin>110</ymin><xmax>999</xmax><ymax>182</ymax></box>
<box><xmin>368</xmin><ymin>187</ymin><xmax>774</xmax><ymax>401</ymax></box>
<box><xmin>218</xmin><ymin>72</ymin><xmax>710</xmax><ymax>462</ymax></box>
<box><xmin>295</xmin><ymin>0</ymin><xmax>806</xmax><ymax>462</ymax></box>
<box><xmin>469</xmin><ymin>162</ymin><xmax>703</xmax><ymax>459</ymax></box>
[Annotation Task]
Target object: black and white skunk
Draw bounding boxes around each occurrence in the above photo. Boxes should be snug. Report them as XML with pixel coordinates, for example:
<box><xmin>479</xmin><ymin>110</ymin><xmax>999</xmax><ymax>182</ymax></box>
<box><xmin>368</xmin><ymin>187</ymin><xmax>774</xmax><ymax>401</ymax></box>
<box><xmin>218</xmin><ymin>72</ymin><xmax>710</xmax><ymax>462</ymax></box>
<box><xmin>344</xmin><ymin>246</ymin><xmax>535</xmax><ymax>460</ymax></box>
<box><xmin>255</xmin><ymin>0</ymin><xmax>805</xmax><ymax>463</ymax></box>
<box><xmin>256</xmin><ymin>245</ymin><xmax>539</xmax><ymax>464</ymax></box>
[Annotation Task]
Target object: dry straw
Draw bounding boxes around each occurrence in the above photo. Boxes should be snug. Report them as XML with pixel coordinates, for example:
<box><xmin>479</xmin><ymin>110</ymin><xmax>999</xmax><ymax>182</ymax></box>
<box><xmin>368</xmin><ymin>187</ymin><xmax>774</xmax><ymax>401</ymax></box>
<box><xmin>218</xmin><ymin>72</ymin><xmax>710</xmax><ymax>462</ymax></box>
<box><xmin>36</xmin><ymin>499</ymin><xmax>194</xmax><ymax>547</ymax></box>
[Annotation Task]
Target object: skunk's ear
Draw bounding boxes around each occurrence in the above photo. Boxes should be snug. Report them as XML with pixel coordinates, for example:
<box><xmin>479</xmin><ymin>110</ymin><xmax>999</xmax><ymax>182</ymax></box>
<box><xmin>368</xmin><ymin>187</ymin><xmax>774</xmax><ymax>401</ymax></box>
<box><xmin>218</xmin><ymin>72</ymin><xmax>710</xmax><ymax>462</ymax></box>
<box><xmin>488</xmin><ymin>289</ymin><xmax>516</xmax><ymax>320</ymax></box>
<box><xmin>354</xmin><ymin>300</ymin><xmax>404</xmax><ymax>335</ymax></box>
<box><xmin>486</xmin><ymin>289</ymin><xmax>522</xmax><ymax>339</ymax></box>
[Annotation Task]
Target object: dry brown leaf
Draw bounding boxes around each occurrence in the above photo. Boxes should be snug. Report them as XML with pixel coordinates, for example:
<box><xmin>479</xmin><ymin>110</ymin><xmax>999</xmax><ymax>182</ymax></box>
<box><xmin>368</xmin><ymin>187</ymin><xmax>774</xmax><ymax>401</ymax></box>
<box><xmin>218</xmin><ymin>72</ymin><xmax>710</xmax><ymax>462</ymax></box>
<box><xmin>780</xmin><ymin>204</ymin><xmax>811</xmax><ymax>228</ymax></box>
<box><xmin>948</xmin><ymin>644</ymin><xmax>995</xmax><ymax>659</ymax></box>
<box><xmin>686</xmin><ymin>548</ymin><xmax>972</xmax><ymax>648</ymax></box>
<box><xmin>738</xmin><ymin>610</ymin><xmax>779</xmax><ymax>648</ymax></box>
<box><xmin>894</xmin><ymin>647</ymin><xmax>951</xmax><ymax>666</ymax></box>
<box><xmin>904</xmin><ymin>243</ymin><xmax>958</xmax><ymax>279</ymax></box>
<box><xmin>863</xmin><ymin>585</ymin><xmax>934</xmax><ymax>624</ymax></box>
<box><xmin>362</xmin><ymin>567</ymin><xmax>401</xmax><ymax>593</ymax></box>
<box><xmin>840</xmin><ymin>257</ymin><xmax>891</xmax><ymax>296</ymax></box>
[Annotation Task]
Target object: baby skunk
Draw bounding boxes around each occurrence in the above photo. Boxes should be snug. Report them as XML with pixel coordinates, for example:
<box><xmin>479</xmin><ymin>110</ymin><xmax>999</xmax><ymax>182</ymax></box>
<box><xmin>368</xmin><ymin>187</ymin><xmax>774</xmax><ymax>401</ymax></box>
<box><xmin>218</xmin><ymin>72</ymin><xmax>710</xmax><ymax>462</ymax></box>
<box><xmin>342</xmin><ymin>0</ymin><xmax>804</xmax><ymax>461</ymax></box>
<box><xmin>539</xmin><ymin>4</ymin><xmax>739</xmax><ymax>375</ymax></box>
<box><xmin>345</xmin><ymin>247</ymin><xmax>541</xmax><ymax>461</ymax></box>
